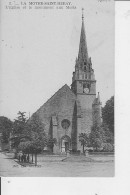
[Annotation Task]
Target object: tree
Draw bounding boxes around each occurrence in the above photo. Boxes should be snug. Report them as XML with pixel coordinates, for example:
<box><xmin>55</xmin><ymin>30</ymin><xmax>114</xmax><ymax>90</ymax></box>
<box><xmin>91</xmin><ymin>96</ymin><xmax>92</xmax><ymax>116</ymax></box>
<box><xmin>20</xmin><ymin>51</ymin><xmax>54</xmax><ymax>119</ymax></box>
<box><xmin>79</xmin><ymin>133</ymin><xmax>89</xmax><ymax>153</ymax></box>
<box><xmin>0</xmin><ymin>116</ymin><xmax>13</xmax><ymax>144</ymax></box>
<box><xmin>27</xmin><ymin>114</ymin><xmax>46</xmax><ymax>148</ymax></box>
<box><xmin>23</xmin><ymin>114</ymin><xmax>47</xmax><ymax>165</ymax></box>
<box><xmin>89</xmin><ymin>125</ymin><xmax>105</xmax><ymax>151</ymax></box>
<box><xmin>47</xmin><ymin>137</ymin><xmax>57</xmax><ymax>152</ymax></box>
<box><xmin>11</xmin><ymin>112</ymin><xmax>46</xmax><ymax>165</ymax></box>
<box><xmin>11</xmin><ymin>112</ymin><xmax>28</xmax><ymax>157</ymax></box>
<box><xmin>12</xmin><ymin>112</ymin><xmax>57</xmax><ymax>165</ymax></box>
<box><xmin>89</xmin><ymin>123</ymin><xmax>114</xmax><ymax>152</ymax></box>
<box><xmin>102</xmin><ymin>96</ymin><xmax>114</xmax><ymax>134</ymax></box>
<box><xmin>18</xmin><ymin>141</ymin><xmax>32</xmax><ymax>154</ymax></box>
<box><xmin>27</xmin><ymin>113</ymin><xmax>44</xmax><ymax>133</ymax></box>
<box><xmin>102</xmin><ymin>143</ymin><xmax>114</xmax><ymax>152</ymax></box>
<box><xmin>13</xmin><ymin>111</ymin><xmax>27</xmax><ymax>134</ymax></box>
<box><xmin>101</xmin><ymin>123</ymin><xmax>114</xmax><ymax>145</ymax></box>
<box><xmin>18</xmin><ymin>136</ymin><xmax>44</xmax><ymax>166</ymax></box>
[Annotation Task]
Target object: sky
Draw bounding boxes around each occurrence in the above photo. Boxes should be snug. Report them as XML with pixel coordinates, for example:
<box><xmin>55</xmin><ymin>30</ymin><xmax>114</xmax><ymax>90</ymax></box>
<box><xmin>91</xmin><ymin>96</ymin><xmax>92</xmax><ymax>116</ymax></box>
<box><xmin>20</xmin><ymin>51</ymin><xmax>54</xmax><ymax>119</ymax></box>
<box><xmin>0</xmin><ymin>0</ymin><xmax>114</xmax><ymax>120</ymax></box>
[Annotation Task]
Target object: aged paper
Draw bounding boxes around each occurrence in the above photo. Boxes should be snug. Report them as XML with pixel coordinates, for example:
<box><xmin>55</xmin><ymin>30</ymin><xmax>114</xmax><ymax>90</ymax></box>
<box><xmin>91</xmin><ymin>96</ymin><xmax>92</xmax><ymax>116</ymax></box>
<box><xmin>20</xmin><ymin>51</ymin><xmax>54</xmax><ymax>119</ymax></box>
<box><xmin>1</xmin><ymin>0</ymin><xmax>130</xmax><ymax>194</ymax></box>
<box><xmin>0</xmin><ymin>0</ymin><xmax>115</xmax><ymax>176</ymax></box>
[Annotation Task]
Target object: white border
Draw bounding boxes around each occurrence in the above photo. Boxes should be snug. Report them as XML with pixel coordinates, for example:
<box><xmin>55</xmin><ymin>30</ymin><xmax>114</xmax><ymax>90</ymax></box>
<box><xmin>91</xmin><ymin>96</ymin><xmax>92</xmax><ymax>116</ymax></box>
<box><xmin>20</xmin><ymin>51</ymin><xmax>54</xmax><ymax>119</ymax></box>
<box><xmin>1</xmin><ymin>1</ymin><xmax>130</xmax><ymax>195</ymax></box>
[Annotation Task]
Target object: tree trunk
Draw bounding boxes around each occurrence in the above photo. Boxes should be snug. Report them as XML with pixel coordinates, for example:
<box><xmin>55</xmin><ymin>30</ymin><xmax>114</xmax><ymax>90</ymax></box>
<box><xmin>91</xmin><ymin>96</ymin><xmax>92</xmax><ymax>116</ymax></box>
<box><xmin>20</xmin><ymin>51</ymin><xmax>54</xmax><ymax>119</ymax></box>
<box><xmin>35</xmin><ymin>153</ymin><xmax>37</xmax><ymax>166</ymax></box>
<box><xmin>32</xmin><ymin>153</ymin><xmax>33</xmax><ymax>163</ymax></box>
<box><xmin>28</xmin><ymin>153</ymin><xmax>29</xmax><ymax>162</ymax></box>
<box><xmin>14</xmin><ymin>148</ymin><xmax>18</xmax><ymax>159</ymax></box>
<box><xmin>83</xmin><ymin>144</ymin><xmax>84</xmax><ymax>154</ymax></box>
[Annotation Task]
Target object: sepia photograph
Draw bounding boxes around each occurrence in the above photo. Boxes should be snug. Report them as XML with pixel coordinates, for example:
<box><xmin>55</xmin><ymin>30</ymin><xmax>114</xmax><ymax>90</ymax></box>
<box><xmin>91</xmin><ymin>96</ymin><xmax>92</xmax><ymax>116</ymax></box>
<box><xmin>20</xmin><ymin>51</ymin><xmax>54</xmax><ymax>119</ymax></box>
<box><xmin>0</xmin><ymin>0</ymin><xmax>114</xmax><ymax>177</ymax></box>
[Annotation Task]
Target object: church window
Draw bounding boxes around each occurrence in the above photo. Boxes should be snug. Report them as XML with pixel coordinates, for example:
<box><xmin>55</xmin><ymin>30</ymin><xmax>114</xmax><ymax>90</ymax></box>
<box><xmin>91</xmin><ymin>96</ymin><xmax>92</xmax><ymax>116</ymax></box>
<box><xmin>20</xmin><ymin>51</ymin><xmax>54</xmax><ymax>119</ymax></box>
<box><xmin>61</xmin><ymin>119</ymin><xmax>70</xmax><ymax>130</ymax></box>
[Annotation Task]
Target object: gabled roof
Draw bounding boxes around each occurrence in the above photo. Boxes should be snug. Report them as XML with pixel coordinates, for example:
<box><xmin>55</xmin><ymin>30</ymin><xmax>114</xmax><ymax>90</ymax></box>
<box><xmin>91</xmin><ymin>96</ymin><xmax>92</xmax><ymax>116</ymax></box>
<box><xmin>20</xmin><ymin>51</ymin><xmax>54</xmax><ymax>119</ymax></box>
<box><xmin>34</xmin><ymin>84</ymin><xmax>76</xmax><ymax>115</ymax></box>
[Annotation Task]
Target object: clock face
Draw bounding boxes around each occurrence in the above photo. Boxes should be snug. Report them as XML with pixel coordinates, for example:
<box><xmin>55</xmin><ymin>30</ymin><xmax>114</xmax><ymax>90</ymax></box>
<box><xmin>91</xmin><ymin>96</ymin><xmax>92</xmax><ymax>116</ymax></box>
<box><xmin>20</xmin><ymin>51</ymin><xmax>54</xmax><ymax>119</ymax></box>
<box><xmin>84</xmin><ymin>87</ymin><xmax>89</xmax><ymax>94</ymax></box>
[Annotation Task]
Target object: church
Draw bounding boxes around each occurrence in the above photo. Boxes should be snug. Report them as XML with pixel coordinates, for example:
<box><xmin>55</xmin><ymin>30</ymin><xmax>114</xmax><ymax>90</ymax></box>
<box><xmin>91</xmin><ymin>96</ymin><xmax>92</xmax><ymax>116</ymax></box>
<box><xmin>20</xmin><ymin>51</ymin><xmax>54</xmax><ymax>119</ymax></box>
<box><xmin>31</xmin><ymin>12</ymin><xmax>102</xmax><ymax>154</ymax></box>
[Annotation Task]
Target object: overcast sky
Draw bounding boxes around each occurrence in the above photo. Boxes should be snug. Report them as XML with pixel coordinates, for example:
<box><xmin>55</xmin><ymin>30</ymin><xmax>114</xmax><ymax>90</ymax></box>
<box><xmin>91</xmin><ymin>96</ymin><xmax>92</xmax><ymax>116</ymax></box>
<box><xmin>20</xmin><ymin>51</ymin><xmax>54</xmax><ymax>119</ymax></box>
<box><xmin>0</xmin><ymin>0</ymin><xmax>114</xmax><ymax>120</ymax></box>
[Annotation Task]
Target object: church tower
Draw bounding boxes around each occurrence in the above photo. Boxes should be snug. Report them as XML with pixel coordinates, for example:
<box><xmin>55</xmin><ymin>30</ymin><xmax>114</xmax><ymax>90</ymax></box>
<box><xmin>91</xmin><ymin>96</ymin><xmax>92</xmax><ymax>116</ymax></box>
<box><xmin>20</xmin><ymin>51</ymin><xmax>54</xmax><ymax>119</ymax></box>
<box><xmin>71</xmin><ymin>10</ymin><xmax>99</xmax><ymax>150</ymax></box>
<box><xmin>92</xmin><ymin>92</ymin><xmax>102</xmax><ymax>127</ymax></box>
<box><xmin>71</xmin><ymin>10</ymin><xmax>96</xmax><ymax>96</ymax></box>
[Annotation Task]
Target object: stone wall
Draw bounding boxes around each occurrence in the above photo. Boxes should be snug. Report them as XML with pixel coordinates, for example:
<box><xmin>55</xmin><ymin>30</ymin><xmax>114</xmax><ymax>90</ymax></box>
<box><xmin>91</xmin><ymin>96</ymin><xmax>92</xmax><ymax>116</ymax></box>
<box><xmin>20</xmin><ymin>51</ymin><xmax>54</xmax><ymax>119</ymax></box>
<box><xmin>33</xmin><ymin>84</ymin><xmax>77</xmax><ymax>153</ymax></box>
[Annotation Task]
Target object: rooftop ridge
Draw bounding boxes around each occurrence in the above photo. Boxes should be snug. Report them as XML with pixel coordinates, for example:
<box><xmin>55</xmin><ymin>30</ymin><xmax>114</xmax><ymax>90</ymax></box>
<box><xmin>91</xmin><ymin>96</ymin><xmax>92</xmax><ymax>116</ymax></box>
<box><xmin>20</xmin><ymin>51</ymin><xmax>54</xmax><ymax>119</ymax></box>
<box><xmin>34</xmin><ymin>84</ymin><xmax>76</xmax><ymax>115</ymax></box>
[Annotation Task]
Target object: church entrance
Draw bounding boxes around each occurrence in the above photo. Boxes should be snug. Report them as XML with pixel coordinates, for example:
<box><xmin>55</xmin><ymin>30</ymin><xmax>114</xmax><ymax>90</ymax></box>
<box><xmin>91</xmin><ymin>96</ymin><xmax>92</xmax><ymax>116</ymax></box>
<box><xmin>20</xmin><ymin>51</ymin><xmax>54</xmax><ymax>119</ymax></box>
<box><xmin>61</xmin><ymin>135</ymin><xmax>71</xmax><ymax>153</ymax></box>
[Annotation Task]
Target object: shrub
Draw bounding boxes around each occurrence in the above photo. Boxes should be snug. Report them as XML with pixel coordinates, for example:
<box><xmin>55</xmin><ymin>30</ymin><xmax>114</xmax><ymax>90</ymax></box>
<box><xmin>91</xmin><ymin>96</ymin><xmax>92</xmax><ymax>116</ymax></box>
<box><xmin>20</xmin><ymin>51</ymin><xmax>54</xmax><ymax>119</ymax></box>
<box><xmin>102</xmin><ymin>143</ymin><xmax>114</xmax><ymax>152</ymax></box>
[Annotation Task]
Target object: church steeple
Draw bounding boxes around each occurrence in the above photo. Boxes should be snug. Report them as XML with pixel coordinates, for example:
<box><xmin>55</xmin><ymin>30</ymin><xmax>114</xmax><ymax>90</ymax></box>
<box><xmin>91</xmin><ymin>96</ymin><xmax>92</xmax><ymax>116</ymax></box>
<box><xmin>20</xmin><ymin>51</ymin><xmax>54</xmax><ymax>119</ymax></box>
<box><xmin>78</xmin><ymin>8</ymin><xmax>89</xmax><ymax>66</ymax></box>
<box><xmin>71</xmin><ymin>10</ymin><xmax>96</xmax><ymax>95</ymax></box>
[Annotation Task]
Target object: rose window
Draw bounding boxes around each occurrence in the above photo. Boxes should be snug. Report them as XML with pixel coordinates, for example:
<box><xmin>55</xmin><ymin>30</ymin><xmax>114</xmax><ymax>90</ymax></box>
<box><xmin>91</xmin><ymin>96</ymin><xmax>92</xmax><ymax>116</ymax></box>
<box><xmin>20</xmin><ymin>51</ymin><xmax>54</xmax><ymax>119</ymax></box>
<box><xmin>61</xmin><ymin>119</ymin><xmax>70</xmax><ymax>130</ymax></box>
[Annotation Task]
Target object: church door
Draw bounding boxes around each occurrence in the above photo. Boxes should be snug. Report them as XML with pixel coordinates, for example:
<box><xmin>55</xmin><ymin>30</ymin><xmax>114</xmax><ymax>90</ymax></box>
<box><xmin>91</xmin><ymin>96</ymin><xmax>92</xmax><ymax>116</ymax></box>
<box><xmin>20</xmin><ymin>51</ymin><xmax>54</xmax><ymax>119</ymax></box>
<box><xmin>61</xmin><ymin>135</ymin><xmax>71</xmax><ymax>153</ymax></box>
<box><xmin>65</xmin><ymin>142</ymin><xmax>69</xmax><ymax>152</ymax></box>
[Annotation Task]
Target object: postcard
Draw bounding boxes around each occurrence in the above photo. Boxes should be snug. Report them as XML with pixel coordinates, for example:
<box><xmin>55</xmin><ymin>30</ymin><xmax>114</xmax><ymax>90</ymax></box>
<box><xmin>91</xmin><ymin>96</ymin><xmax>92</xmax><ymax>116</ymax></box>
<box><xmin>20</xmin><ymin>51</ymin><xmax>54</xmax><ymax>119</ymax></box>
<box><xmin>0</xmin><ymin>0</ymin><xmax>115</xmax><ymax>177</ymax></box>
<box><xmin>1</xmin><ymin>0</ymin><xmax>130</xmax><ymax>194</ymax></box>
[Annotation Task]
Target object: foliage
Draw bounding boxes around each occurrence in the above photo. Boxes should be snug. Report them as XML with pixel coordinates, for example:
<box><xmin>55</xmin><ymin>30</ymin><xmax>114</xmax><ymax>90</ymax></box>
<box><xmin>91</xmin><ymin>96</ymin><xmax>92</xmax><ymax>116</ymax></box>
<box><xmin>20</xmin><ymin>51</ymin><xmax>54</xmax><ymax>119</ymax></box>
<box><xmin>27</xmin><ymin>113</ymin><xmax>44</xmax><ymax>134</ymax></box>
<box><xmin>102</xmin><ymin>143</ymin><xmax>114</xmax><ymax>152</ymax></box>
<box><xmin>11</xmin><ymin>112</ymin><xmax>47</xmax><ymax>164</ymax></box>
<box><xmin>30</xmin><ymin>131</ymin><xmax>47</xmax><ymax>153</ymax></box>
<box><xmin>26</xmin><ymin>114</ymin><xmax>47</xmax><ymax>152</ymax></box>
<box><xmin>102</xmin><ymin>96</ymin><xmax>114</xmax><ymax>134</ymax></box>
<box><xmin>88</xmin><ymin>96</ymin><xmax>114</xmax><ymax>152</ymax></box>
<box><xmin>79</xmin><ymin>133</ymin><xmax>89</xmax><ymax>153</ymax></box>
<box><xmin>13</xmin><ymin>111</ymin><xmax>27</xmax><ymax>134</ymax></box>
<box><xmin>101</xmin><ymin>123</ymin><xmax>114</xmax><ymax>144</ymax></box>
<box><xmin>89</xmin><ymin>125</ymin><xmax>104</xmax><ymax>151</ymax></box>
<box><xmin>11</xmin><ymin>111</ymin><xmax>28</xmax><ymax>149</ymax></box>
<box><xmin>18</xmin><ymin>141</ymin><xmax>32</xmax><ymax>153</ymax></box>
<box><xmin>18</xmin><ymin>135</ymin><xmax>46</xmax><ymax>154</ymax></box>
<box><xmin>10</xmin><ymin>111</ymin><xmax>57</xmax><ymax>164</ymax></box>
<box><xmin>19</xmin><ymin>113</ymin><xmax>48</xmax><ymax>154</ymax></box>
<box><xmin>47</xmin><ymin>137</ymin><xmax>57</xmax><ymax>151</ymax></box>
<box><xmin>89</xmin><ymin>123</ymin><xmax>114</xmax><ymax>151</ymax></box>
<box><xmin>0</xmin><ymin>116</ymin><xmax>13</xmax><ymax>143</ymax></box>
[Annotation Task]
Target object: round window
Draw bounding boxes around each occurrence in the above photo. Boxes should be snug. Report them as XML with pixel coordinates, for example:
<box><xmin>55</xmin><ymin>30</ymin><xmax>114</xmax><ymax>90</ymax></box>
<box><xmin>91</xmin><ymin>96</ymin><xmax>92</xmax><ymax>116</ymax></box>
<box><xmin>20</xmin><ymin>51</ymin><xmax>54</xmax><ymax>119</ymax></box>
<box><xmin>61</xmin><ymin>119</ymin><xmax>70</xmax><ymax>130</ymax></box>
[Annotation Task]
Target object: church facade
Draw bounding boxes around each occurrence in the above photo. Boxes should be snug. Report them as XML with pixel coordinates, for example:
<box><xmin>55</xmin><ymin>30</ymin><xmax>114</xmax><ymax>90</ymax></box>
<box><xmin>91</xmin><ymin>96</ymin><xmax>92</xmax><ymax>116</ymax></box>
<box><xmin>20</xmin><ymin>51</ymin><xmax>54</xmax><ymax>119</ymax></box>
<box><xmin>32</xmin><ymin>13</ymin><xmax>102</xmax><ymax>154</ymax></box>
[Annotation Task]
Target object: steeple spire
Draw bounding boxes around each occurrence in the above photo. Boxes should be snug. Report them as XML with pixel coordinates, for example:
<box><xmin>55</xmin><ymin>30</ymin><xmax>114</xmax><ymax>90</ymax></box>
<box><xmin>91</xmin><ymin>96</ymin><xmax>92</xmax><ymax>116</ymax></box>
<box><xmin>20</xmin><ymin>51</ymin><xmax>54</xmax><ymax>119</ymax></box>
<box><xmin>97</xmin><ymin>92</ymin><xmax>100</xmax><ymax>102</ymax></box>
<box><xmin>82</xmin><ymin>8</ymin><xmax>84</xmax><ymax>21</ymax></box>
<box><xmin>71</xmin><ymin>10</ymin><xmax>96</xmax><ymax>87</ymax></box>
<box><xmin>78</xmin><ymin>8</ymin><xmax>89</xmax><ymax>66</ymax></box>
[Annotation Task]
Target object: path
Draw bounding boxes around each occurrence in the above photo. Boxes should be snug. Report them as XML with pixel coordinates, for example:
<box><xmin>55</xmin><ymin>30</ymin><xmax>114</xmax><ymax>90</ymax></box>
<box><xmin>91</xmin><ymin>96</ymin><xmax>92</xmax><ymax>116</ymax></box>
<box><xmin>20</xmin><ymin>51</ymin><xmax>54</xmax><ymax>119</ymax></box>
<box><xmin>0</xmin><ymin>152</ymin><xmax>114</xmax><ymax>177</ymax></box>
